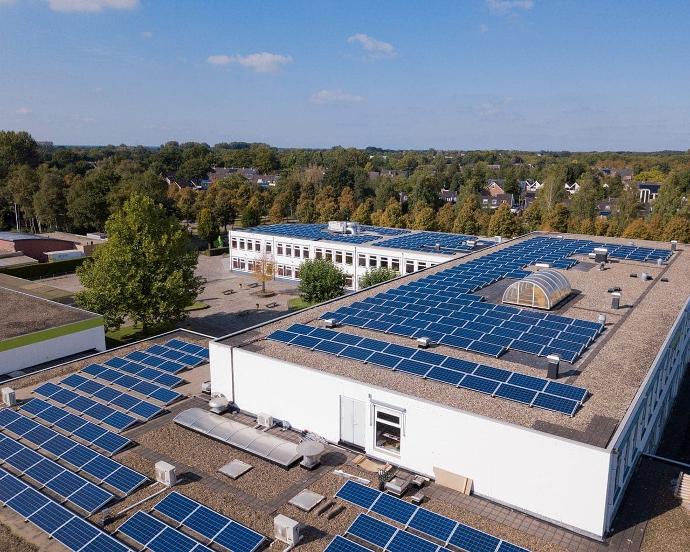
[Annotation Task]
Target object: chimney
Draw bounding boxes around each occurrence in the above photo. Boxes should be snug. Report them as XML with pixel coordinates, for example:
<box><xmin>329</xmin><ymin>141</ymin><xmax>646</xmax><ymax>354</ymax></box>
<box><xmin>671</xmin><ymin>240</ymin><xmax>677</xmax><ymax>251</ymax></box>
<box><xmin>611</xmin><ymin>292</ymin><xmax>621</xmax><ymax>310</ymax></box>
<box><xmin>547</xmin><ymin>355</ymin><xmax>560</xmax><ymax>379</ymax></box>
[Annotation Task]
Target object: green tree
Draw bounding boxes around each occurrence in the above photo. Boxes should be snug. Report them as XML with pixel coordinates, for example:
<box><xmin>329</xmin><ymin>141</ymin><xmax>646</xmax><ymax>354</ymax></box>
<box><xmin>488</xmin><ymin>204</ymin><xmax>518</xmax><ymax>237</ymax></box>
<box><xmin>175</xmin><ymin>188</ymin><xmax>198</xmax><ymax>223</ymax></box>
<box><xmin>452</xmin><ymin>197</ymin><xmax>479</xmax><ymax>234</ymax></box>
<box><xmin>351</xmin><ymin>198</ymin><xmax>374</xmax><ymax>224</ymax></box>
<box><xmin>621</xmin><ymin>218</ymin><xmax>650</xmax><ymax>239</ymax></box>
<box><xmin>360</xmin><ymin>267</ymin><xmax>398</xmax><ymax>289</ymax></box>
<box><xmin>67</xmin><ymin>168</ymin><xmax>118</xmax><ymax>232</ymax></box>
<box><xmin>436</xmin><ymin>202</ymin><xmax>455</xmax><ymax>232</ymax></box>
<box><xmin>663</xmin><ymin>216</ymin><xmax>690</xmax><ymax>242</ymax></box>
<box><xmin>0</xmin><ymin>131</ymin><xmax>39</xmax><ymax>179</ymax></box>
<box><xmin>33</xmin><ymin>169</ymin><xmax>67</xmax><ymax>231</ymax></box>
<box><xmin>5</xmin><ymin>165</ymin><xmax>39</xmax><ymax>231</ymax></box>
<box><xmin>543</xmin><ymin>204</ymin><xmax>570</xmax><ymax>232</ymax></box>
<box><xmin>521</xmin><ymin>201</ymin><xmax>542</xmax><ymax>232</ymax></box>
<box><xmin>76</xmin><ymin>194</ymin><xmax>203</xmax><ymax>333</ymax></box>
<box><xmin>411</xmin><ymin>205</ymin><xmax>437</xmax><ymax>230</ymax></box>
<box><xmin>338</xmin><ymin>186</ymin><xmax>357</xmax><ymax>220</ymax></box>
<box><xmin>298</xmin><ymin>258</ymin><xmax>346</xmax><ymax>303</ymax></box>
<box><xmin>197</xmin><ymin>207</ymin><xmax>220</xmax><ymax>246</ymax></box>
<box><xmin>240</xmin><ymin>203</ymin><xmax>261</xmax><ymax>227</ymax></box>
<box><xmin>538</xmin><ymin>167</ymin><xmax>566</xmax><ymax>210</ymax></box>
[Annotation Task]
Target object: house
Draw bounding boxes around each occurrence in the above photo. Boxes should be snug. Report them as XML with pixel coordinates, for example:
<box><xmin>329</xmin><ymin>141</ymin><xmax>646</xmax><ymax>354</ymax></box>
<box><xmin>597</xmin><ymin>199</ymin><xmax>615</xmax><ymax>217</ymax></box>
<box><xmin>564</xmin><ymin>181</ymin><xmax>580</xmax><ymax>195</ymax></box>
<box><xmin>439</xmin><ymin>189</ymin><xmax>458</xmax><ymax>203</ymax></box>
<box><xmin>0</xmin><ymin>232</ymin><xmax>79</xmax><ymax>263</ymax></box>
<box><xmin>520</xmin><ymin>180</ymin><xmax>543</xmax><ymax>194</ymax></box>
<box><xmin>486</xmin><ymin>178</ymin><xmax>506</xmax><ymax>197</ymax></box>
<box><xmin>209</xmin><ymin>167</ymin><xmax>279</xmax><ymax>188</ymax></box>
<box><xmin>635</xmin><ymin>181</ymin><xmax>662</xmax><ymax>204</ymax></box>
<box><xmin>368</xmin><ymin>169</ymin><xmax>409</xmax><ymax>180</ymax></box>
<box><xmin>487</xmin><ymin>164</ymin><xmax>501</xmax><ymax>171</ymax></box>
<box><xmin>165</xmin><ymin>174</ymin><xmax>205</xmax><ymax>190</ymax></box>
<box><xmin>480</xmin><ymin>191</ymin><xmax>514</xmax><ymax>209</ymax></box>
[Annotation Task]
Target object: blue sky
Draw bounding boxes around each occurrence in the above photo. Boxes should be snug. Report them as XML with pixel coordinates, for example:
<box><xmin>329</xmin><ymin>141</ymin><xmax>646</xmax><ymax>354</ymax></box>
<box><xmin>1</xmin><ymin>0</ymin><xmax>689</xmax><ymax>150</ymax></box>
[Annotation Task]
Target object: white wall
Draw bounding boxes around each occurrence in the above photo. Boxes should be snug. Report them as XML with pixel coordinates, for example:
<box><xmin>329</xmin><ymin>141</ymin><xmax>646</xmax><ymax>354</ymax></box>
<box><xmin>210</xmin><ymin>342</ymin><xmax>612</xmax><ymax>537</ymax></box>
<box><xmin>0</xmin><ymin>325</ymin><xmax>105</xmax><ymax>375</ymax></box>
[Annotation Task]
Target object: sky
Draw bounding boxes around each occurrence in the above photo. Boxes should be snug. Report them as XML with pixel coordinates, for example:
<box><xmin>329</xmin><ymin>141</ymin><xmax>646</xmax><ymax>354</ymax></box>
<box><xmin>1</xmin><ymin>0</ymin><xmax>689</xmax><ymax>151</ymax></box>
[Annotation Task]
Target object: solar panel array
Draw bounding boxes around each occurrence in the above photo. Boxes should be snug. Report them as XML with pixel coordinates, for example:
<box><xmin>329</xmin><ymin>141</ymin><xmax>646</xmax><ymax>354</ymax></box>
<box><xmin>102</xmin><ymin>358</ymin><xmax>184</xmax><ymax>387</ymax></box>
<box><xmin>372</xmin><ymin>231</ymin><xmax>492</xmax><ymax>254</ymax></box>
<box><xmin>70</xmin><ymin>368</ymin><xmax>181</xmax><ymax>407</ymax></box>
<box><xmin>245</xmin><ymin>223</ymin><xmax>382</xmax><ymax>244</ymax></box>
<box><xmin>0</xmin><ymin>408</ymin><xmax>147</xmax><ymax>495</ymax></box>
<box><xmin>324</xmin><ymin>535</ymin><xmax>371</xmax><ymax>552</ymax></box>
<box><xmin>323</xmin><ymin>291</ymin><xmax>602</xmax><ymax>363</ymax></box>
<box><xmin>153</xmin><ymin>491</ymin><xmax>266</xmax><ymax>552</ymax></box>
<box><xmin>337</xmin><ymin>480</ymin><xmax>529</xmax><ymax>552</ymax></box>
<box><xmin>20</xmin><ymin>398</ymin><xmax>131</xmax><ymax>455</ymax></box>
<box><xmin>34</xmin><ymin>382</ymin><xmax>138</xmax><ymax>431</ymax></box>
<box><xmin>118</xmin><ymin>511</ymin><xmax>213</xmax><ymax>552</ymax></box>
<box><xmin>0</xmin><ymin>433</ymin><xmax>113</xmax><ymax>514</ymax></box>
<box><xmin>0</xmin><ymin>467</ymin><xmax>131</xmax><ymax>552</ymax></box>
<box><xmin>267</xmin><ymin>324</ymin><xmax>587</xmax><ymax>416</ymax></box>
<box><xmin>347</xmin><ymin>513</ymin><xmax>453</xmax><ymax>552</ymax></box>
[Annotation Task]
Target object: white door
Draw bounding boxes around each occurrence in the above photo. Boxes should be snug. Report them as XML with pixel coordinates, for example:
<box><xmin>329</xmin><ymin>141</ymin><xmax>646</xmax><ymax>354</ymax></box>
<box><xmin>340</xmin><ymin>396</ymin><xmax>366</xmax><ymax>449</ymax></box>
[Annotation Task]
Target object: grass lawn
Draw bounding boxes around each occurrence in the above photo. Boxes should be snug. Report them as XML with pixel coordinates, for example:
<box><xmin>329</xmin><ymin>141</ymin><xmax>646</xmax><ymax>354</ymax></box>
<box><xmin>288</xmin><ymin>297</ymin><xmax>315</xmax><ymax>310</ymax></box>
<box><xmin>184</xmin><ymin>301</ymin><xmax>209</xmax><ymax>311</ymax></box>
<box><xmin>105</xmin><ymin>322</ymin><xmax>174</xmax><ymax>348</ymax></box>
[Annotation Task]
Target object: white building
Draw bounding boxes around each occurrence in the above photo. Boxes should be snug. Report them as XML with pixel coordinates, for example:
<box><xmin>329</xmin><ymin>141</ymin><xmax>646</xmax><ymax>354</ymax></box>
<box><xmin>0</xmin><ymin>287</ymin><xmax>105</xmax><ymax>375</ymax></box>
<box><xmin>210</xmin><ymin>232</ymin><xmax>690</xmax><ymax>540</ymax></box>
<box><xmin>229</xmin><ymin>222</ymin><xmax>494</xmax><ymax>291</ymax></box>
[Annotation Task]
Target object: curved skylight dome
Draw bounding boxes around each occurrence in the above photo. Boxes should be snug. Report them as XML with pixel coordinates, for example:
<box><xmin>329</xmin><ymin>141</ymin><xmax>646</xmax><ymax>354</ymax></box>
<box><xmin>502</xmin><ymin>269</ymin><xmax>572</xmax><ymax>310</ymax></box>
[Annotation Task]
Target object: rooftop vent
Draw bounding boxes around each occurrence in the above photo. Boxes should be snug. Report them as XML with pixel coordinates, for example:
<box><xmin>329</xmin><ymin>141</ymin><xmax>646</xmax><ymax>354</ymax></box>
<box><xmin>208</xmin><ymin>395</ymin><xmax>229</xmax><ymax>414</ymax></box>
<box><xmin>416</xmin><ymin>337</ymin><xmax>431</xmax><ymax>349</ymax></box>
<box><xmin>671</xmin><ymin>240</ymin><xmax>678</xmax><ymax>251</ymax></box>
<box><xmin>323</xmin><ymin>318</ymin><xmax>338</xmax><ymax>328</ymax></box>
<box><xmin>155</xmin><ymin>461</ymin><xmax>177</xmax><ymax>487</ymax></box>
<box><xmin>274</xmin><ymin>515</ymin><xmax>302</xmax><ymax>546</ymax></box>
<box><xmin>593</xmin><ymin>247</ymin><xmax>608</xmax><ymax>263</ymax></box>
<box><xmin>547</xmin><ymin>355</ymin><xmax>560</xmax><ymax>379</ymax></box>
<box><xmin>611</xmin><ymin>292</ymin><xmax>621</xmax><ymax>310</ymax></box>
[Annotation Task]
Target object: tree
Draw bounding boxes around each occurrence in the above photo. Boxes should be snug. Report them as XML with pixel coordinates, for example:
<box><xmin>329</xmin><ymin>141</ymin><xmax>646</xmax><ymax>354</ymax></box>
<box><xmin>488</xmin><ymin>204</ymin><xmax>518</xmax><ymax>237</ymax></box>
<box><xmin>76</xmin><ymin>194</ymin><xmax>203</xmax><ymax>333</ymax></box>
<box><xmin>0</xmin><ymin>131</ymin><xmax>39</xmax><ymax>180</ymax></box>
<box><xmin>621</xmin><ymin>219</ymin><xmax>650</xmax><ymax>239</ymax></box>
<box><xmin>197</xmin><ymin>208</ymin><xmax>220</xmax><ymax>246</ymax></box>
<box><xmin>298</xmin><ymin>258</ymin><xmax>346</xmax><ymax>304</ymax></box>
<box><xmin>436</xmin><ymin>202</ymin><xmax>455</xmax><ymax>232</ymax></box>
<box><xmin>360</xmin><ymin>267</ymin><xmax>398</xmax><ymax>289</ymax></box>
<box><xmin>175</xmin><ymin>188</ymin><xmax>198</xmax><ymax>223</ymax></box>
<box><xmin>378</xmin><ymin>199</ymin><xmax>405</xmax><ymax>228</ymax></box>
<box><xmin>33</xmin><ymin>169</ymin><xmax>67</xmax><ymax>231</ymax></box>
<box><xmin>314</xmin><ymin>185</ymin><xmax>338</xmax><ymax>222</ymax></box>
<box><xmin>240</xmin><ymin>203</ymin><xmax>261</xmax><ymax>228</ymax></box>
<box><xmin>543</xmin><ymin>204</ymin><xmax>570</xmax><ymax>232</ymax></box>
<box><xmin>521</xmin><ymin>201</ymin><xmax>542</xmax><ymax>232</ymax></box>
<box><xmin>452</xmin><ymin>197</ymin><xmax>479</xmax><ymax>234</ymax></box>
<box><xmin>351</xmin><ymin>198</ymin><xmax>374</xmax><ymax>224</ymax></box>
<box><xmin>252</xmin><ymin>252</ymin><xmax>275</xmax><ymax>294</ymax></box>
<box><xmin>338</xmin><ymin>187</ymin><xmax>357</xmax><ymax>220</ymax></box>
<box><xmin>5</xmin><ymin>165</ymin><xmax>39</xmax><ymax>231</ymax></box>
<box><xmin>411</xmin><ymin>205</ymin><xmax>437</xmax><ymax>230</ymax></box>
<box><xmin>539</xmin><ymin>168</ymin><xmax>566</xmax><ymax>210</ymax></box>
<box><xmin>663</xmin><ymin>216</ymin><xmax>690</xmax><ymax>242</ymax></box>
<box><xmin>67</xmin><ymin>168</ymin><xmax>118</xmax><ymax>232</ymax></box>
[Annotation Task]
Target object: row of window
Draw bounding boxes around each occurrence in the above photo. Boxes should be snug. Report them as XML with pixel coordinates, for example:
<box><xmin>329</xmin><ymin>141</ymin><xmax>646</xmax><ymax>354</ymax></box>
<box><xmin>232</xmin><ymin>238</ymin><xmax>270</xmax><ymax>253</ymax></box>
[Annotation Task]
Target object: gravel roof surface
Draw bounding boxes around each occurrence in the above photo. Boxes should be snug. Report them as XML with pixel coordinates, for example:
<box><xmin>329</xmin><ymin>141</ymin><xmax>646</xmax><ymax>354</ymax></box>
<box><xmin>219</xmin><ymin>232</ymin><xmax>690</xmax><ymax>448</ymax></box>
<box><xmin>0</xmin><ymin>287</ymin><xmax>97</xmax><ymax>340</ymax></box>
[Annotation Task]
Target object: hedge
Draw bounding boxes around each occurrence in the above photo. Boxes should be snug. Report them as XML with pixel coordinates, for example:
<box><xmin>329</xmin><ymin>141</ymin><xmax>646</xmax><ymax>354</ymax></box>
<box><xmin>0</xmin><ymin>257</ymin><xmax>87</xmax><ymax>279</ymax></box>
<box><xmin>200</xmin><ymin>247</ymin><xmax>227</xmax><ymax>257</ymax></box>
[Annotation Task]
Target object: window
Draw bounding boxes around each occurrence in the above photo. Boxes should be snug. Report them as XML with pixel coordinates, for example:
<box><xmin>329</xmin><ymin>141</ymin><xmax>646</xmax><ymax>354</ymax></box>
<box><xmin>375</xmin><ymin>407</ymin><xmax>402</xmax><ymax>454</ymax></box>
<box><xmin>335</xmin><ymin>251</ymin><xmax>343</xmax><ymax>264</ymax></box>
<box><xmin>391</xmin><ymin>258</ymin><xmax>400</xmax><ymax>272</ymax></box>
<box><xmin>247</xmin><ymin>260</ymin><xmax>255</xmax><ymax>272</ymax></box>
<box><xmin>255</xmin><ymin>240</ymin><xmax>261</xmax><ymax>251</ymax></box>
<box><xmin>277</xmin><ymin>243</ymin><xmax>284</xmax><ymax>255</ymax></box>
<box><xmin>325</xmin><ymin>250</ymin><xmax>333</xmax><ymax>262</ymax></box>
<box><xmin>368</xmin><ymin>256</ymin><xmax>377</xmax><ymax>268</ymax></box>
<box><xmin>231</xmin><ymin>238</ymin><xmax>237</xmax><ymax>249</ymax></box>
<box><xmin>358</xmin><ymin>254</ymin><xmax>366</xmax><ymax>267</ymax></box>
<box><xmin>315</xmin><ymin>248</ymin><xmax>323</xmax><ymax>259</ymax></box>
<box><xmin>277</xmin><ymin>265</ymin><xmax>285</xmax><ymax>277</ymax></box>
<box><xmin>406</xmin><ymin>260</ymin><xmax>415</xmax><ymax>274</ymax></box>
<box><xmin>303</xmin><ymin>246</ymin><xmax>309</xmax><ymax>258</ymax></box>
<box><xmin>345</xmin><ymin>275</ymin><xmax>353</xmax><ymax>288</ymax></box>
<box><xmin>247</xmin><ymin>240</ymin><xmax>253</xmax><ymax>251</ymax></box>
<box><xmin>285</xmin><ymin>244</ymin><xmax>292</xmax><ymax>257</ymax></box>
<box><xmin>381</xmin><ymin>257</ymin><xmax>389</xmax><ymax>269</ymax></box>
<box><xmin>266</xmin><ymin>242</ymin><xmax>272</xmax><ymax>253</ymax></box>
<box><xmin>346</xmin><ymin>252</ymin><xmax>353</xmax><ymax>266</ymax></box>
<box><xmin>294</xmin><ymin>246</ymin><xmax>301</xmax><ymax>258</ymax></box>
<box><xmin>294</xmin><ymin>267</ymin><xmax>300</xmax><ymax>279</ymax></box>
<box><xmin>418</xmin><ymin>262</ymin><xmax>428</xmax><ymax>270</ymax></box>
<box><xmin>239</xmin><ymin>239</ymin><xmax>246</xmax><ymax>250</ymax></box>
<box><xmin>232</xmin><ymin>258</ymin><xmax>239</xmax><ymax>269</ymax></box>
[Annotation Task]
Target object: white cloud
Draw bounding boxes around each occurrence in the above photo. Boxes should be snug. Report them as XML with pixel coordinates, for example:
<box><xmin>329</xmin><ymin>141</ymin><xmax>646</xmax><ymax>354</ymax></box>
<box><xmin>479</xmin><ymin>23</ymin><xmax>489</xmax><ymax>33</ymax></box>
<box><xmin>206</xmin><ymin>52</ymin><xmax>292</xmax><ymax>73</ymax></box>
<box><xmin>486</xmin><ymin>0</ymin><xmax>534</xmax><ymax>15</ymax></box>
<box><xmin>310</xmin><ymin>89</ymin><xmax>365</xmax><ymax>105</ymax></box>
<box><xmin>347</xmin><ymin>33</ymin><xmax>396</xmax><ymax>59</ymax></box>
<box><xmin>16</xmin><ymin>107</ymin><xmax>30</xmax><ymax>115</ymax></box>
<box><xmin>46</xmin><ymin>0</ymin><xmax>139</xmax><ymax>12</ymax></box>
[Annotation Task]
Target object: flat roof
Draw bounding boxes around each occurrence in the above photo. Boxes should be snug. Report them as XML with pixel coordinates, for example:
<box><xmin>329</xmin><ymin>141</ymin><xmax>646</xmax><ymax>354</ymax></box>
<box><xmin>219</xmin><ymin>232</ymin><xmax>690</xmax><ymax>448</ymax></box>
<box><xmin>234</xmin><ymin>223</ymin><xmax>495</xmax><ymax>256</ymax></box>
<box><xmin>0</xmin><ymin>287</ymin><xmax>99</xmax><ymax>340</ymax></box>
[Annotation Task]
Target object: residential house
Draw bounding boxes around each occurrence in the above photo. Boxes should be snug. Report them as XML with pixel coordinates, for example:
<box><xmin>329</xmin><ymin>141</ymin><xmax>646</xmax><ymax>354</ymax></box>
<box><xmin>439</xmin><ymin>189</ymin><xmax>458</xmax><ymax>204</ymax></box>
<box><xmin>486</xmin><ymin>178</ymin><xmax>506</xmax><ymax>197</ymax></box>
<box><xmin>564</xmin><ymin>182</ymin><xmax>580</xmax><ymax>195</ymax></box>
<box><xmin>209</xmin><ymin>167</ymin><xmax>279</xmax><ymax>188</ymax></box>
<box><xmin>480</xmin><ymin>191</ymin><xmax>515</xmax><ymax>209</ymax></box>
<box><xmin>635</xmin><ymin>181</ymin><xmax>662</xmax><ymax>204</ymax></box>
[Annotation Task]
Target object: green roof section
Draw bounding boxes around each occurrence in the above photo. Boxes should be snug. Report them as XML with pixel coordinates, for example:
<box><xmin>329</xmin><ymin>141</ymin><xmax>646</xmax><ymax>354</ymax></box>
<box><xmin>0</xmin><ymin>316</ymin><xmax>104</xmax><ymax>352</ymax></box>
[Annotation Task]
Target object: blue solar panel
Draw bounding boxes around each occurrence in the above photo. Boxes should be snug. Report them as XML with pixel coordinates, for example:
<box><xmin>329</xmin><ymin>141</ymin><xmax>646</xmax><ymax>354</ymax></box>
<box><xmin>347</xmin><ymin>514</ymin><xmax>396</xmax><ymax>548</ymax></box>
<box><xmin>153</xmin><ymin>492</ymin><xmax>265</xmax><ymax>552</ymax></box>
<box><xmin>449</xmin><ymin>523</ymin><xmax>501</xmax><ymax>552</ymax></box>
<box><xmin>324</xmin><ymin>535</ymin><xmax>371</xmax><ymax>552</ymax></box>
<box><xmin>533</xmin><ymin>393</ymin><xmax>579</xmax><ymax>416</ymax></box>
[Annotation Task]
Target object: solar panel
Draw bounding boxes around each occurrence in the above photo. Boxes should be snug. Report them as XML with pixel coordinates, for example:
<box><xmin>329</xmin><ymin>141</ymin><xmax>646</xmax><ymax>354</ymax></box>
<box><xmin>152</xmin><ymin>491</ymin><xmax>265</xmax><ymax>552</ymax></box>
<box><xmin>338</xmin><ymin>481</ymin><xmax>530</xmax><ymax>552</ymax></box>
<box><xmin>324</xmin><ymin>535</ymin><xmax>371</xmax><ymax>552</ymax></box>
<box><xmin>0</xmin><ymin>467</ymin><xmax>131</xmax><ymax>552</ymax></box>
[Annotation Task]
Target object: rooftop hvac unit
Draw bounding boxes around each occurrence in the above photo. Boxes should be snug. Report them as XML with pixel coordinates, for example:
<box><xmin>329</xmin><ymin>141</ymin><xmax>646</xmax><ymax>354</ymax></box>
<box><xmin>201</xmin><ymin>381</ymin><xmax>212</xmax><ymax>394</ymax></box>
<box><xmin>416</xmin><ymin>337</ymin><xmax>431</xmax><ymax>349</ymax></box>
<box><xmin>209</xmin><ymin>395</ymin><xmax>229</xmax><ymax>414</ymax></box>
<box><xmin>273</xmin><ymin>515</ymin><xmax>302</xmax><ymax>546</ymax></box>
<box><xmin>323</xmin><ymin>318</ymin><xmax>338</xmax><ymax>328</ymax></box>
<box><xmin>593</xmin><ymin>247</ymin><xmax>608</xmax><ymax>263</ymax></box>
<box><xmin>1</xmin><ymin>387</ymin><xmax>16</xmax><ymax>407</ymax></box>
<box><xmin>327</xmin><ymin>221</ymin><xmax>347</xmax><ymax>233</ymax></box>
<box><xmin>155</xmin><ymin>461</ymin><xmax>177</xmax><ymax>487</ymax></box>
<box><xmin>671</xmin><ymin>240</ymin><xmax>678</xmax><ymax>251</ymax></box>
<box><xmin>257</xmin><ymin>412</ymin><xmax>273</xmax><ymax>429</ymax></box>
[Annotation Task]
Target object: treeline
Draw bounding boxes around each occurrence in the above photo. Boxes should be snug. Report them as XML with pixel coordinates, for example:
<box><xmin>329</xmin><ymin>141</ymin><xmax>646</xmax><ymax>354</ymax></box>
<box><xmin>1</xmin><ymin>130</ymin><xmax>689</xmax><ymax>243</ymax></box>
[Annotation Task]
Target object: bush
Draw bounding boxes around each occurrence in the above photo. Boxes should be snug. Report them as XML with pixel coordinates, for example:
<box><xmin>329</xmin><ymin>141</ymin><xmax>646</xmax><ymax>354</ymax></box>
<box><xmin>359</xmin><ymin>267</ymin><xmax>398</xmax><ymax>289</ymax></box>
<box><xmin>200</xmin><ymin>247</ymin><xmax>227</xmax><ymax>257</ymax></box>
<box><xmin>0</xmin><ymin>257</ymin><xmax>86</xmax><ymax>279</ymax></box>
<box><xmin>298</xmin><ymin>258</ymin><xmax>346</xmax><ymax>304</ymax></box>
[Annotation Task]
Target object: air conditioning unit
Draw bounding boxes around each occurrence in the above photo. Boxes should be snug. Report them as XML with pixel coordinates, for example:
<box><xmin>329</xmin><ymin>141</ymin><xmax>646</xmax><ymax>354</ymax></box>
<box><xmin>1</xmin><ymin>387</ymin><xmax>16</xmax><ymax>407</ymax></box>
<box><xmin>201</xmin><ymin>381</ymin><xmax>212</xmax><ymax>394</ymax></box>
<box><xmin>274</xmin><ymin>515</ymin><xmax>302</xmax><ymax>546</ymax></box>
<box><xmin>323</xmin><ymin>318</ymin><xmax>338</xmax><ymax>328</ymax></box>
<box><xmin>257</xmin><ymin>412</ymin><xmax>273</xmax><ymax>429</ymax></box>
<box><xmin>155</xmin><ymin>461</ymin><xmax>177</xmax><ymax>487</ymax></box>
